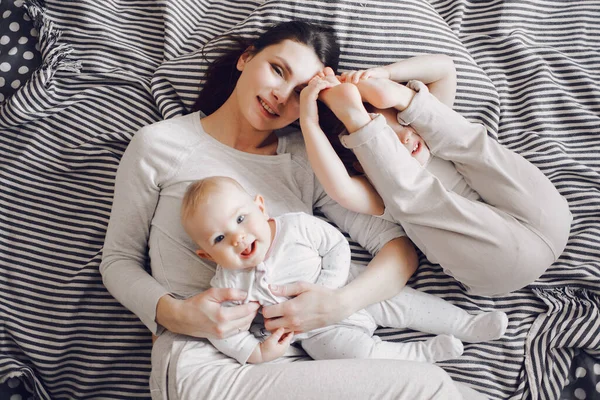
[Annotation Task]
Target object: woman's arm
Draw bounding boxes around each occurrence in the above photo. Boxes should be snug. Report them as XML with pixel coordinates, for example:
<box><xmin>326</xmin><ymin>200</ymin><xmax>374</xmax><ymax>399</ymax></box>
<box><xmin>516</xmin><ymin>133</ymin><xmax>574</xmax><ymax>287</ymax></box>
<box><xmin>101</xmin><ymin>127</ymin><xmax>258</xmax><ymax>339</ymax></box>
<box><xmin>299</xmin><ymin>70</ymin><xmax>384</xmax><ymax>216</ymax></box>
<box><xmin>341</xmin><ymin>54</ymin><xmax>457</xmax><ymax>107</ymax></box>
<box><xmin>339</xmin><ymin>236</ymin><xmax>417</xmax><ymax>310</ymax></box>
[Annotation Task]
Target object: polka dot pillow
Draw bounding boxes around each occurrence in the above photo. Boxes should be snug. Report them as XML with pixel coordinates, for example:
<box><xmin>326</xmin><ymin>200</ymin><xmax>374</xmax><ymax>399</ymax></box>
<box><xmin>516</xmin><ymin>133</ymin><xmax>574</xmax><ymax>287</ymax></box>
<box><xmin>0</xmin><ymin>0</ymin><xmax>42</xmax><ymax>104</ymax></box>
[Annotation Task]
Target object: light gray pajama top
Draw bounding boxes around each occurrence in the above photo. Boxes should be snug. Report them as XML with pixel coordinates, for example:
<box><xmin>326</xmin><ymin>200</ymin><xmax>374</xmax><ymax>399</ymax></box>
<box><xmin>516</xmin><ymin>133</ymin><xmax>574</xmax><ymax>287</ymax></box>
<box><xmin>99</xmin><ymin>115</ymin><xmax>405</xmax><ymax>334</ymax></box>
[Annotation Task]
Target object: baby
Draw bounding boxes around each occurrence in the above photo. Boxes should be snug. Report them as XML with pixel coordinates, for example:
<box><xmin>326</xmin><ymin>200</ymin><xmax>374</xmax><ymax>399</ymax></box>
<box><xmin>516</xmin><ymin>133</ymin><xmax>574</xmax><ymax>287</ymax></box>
<box><xmin>180</xmin><ymin>175</ymin><xmax>508</xmax><ymax>365</ymax></box>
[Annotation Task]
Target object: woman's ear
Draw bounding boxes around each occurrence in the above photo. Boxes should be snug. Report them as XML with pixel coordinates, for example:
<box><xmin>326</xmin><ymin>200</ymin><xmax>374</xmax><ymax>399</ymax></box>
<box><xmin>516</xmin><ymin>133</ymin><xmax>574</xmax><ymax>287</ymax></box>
<box><xmin>254</xmin><ymin>194</ymin><xmax>268</xmax><ymax>217</ymax></box>
<box><xmin>196</xmin><ymin>249</ymin><xmax>214</xmax><ymax>261</ymax></box>
<box><xmin>236</xmin><ymin>47</ymin><xmax>255</xmax><ymax>71</ymax></box>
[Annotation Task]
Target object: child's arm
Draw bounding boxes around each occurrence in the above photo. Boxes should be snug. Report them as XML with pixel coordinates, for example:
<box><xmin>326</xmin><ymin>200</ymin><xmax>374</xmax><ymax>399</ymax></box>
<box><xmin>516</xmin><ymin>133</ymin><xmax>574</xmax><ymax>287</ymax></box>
<box><xmin>247</xmin><ymin>328</ymin><xmax>293</xmax><ymax>363</ymax></box>
<box><xmin>341</xmin><ymin>54</ymin><xmax>457</xmax><ymax>107</ymax></box>
<box><xmin>299</xmin><ymin>70</ymin><xmax>385</xmax><ymax>216</ymax></box>
<box><xmin>209</xmin><ymin>327</ymin><xmax>292</xmax><ymax>364</ymax></box>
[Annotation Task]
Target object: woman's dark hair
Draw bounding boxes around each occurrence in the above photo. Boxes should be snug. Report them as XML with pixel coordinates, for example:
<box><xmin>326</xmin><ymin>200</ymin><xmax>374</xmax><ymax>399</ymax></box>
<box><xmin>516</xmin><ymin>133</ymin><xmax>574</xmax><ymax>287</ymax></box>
<box><xmin>191</xmin><ymin>20</ymin><xmax>340</xmax><ymax>115</ymax></box>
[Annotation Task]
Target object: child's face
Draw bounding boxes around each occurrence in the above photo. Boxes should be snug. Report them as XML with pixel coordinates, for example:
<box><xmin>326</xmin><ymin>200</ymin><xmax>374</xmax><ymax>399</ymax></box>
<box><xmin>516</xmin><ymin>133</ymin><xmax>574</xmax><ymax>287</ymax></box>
<box><xmin>376</xmin><ymin>107</ymin><xmax>431</xmax><ymax>166</ymax></box>
<box><xmin>189</xmin><ymin>187</ymin><xmax>273</xmax><ymax>270</ymax></box>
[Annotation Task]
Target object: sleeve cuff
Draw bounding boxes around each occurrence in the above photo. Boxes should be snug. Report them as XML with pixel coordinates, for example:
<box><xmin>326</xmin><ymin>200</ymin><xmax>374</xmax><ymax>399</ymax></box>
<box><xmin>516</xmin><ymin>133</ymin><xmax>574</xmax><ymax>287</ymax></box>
<box><xmin>339</xmin><ymin>113</ymin><xmax>388</xmax><ymax>149</ymax></box>
<box><xmin>397</xmin><ymin>80</ymin><xmax>429</xmax><ymax>126</ymax></box>
<box><xmin>209</xmin><ymin>333</ymin><xmax>260</xmax><ymax>365</ymax></box>
<box><xmin>376</xmin><ymin>223</ymin><xmax>407</xmax><ymax>252</ymax></box>
<box><xmin>132</xmin><ymin>281</ymin><xmax>171</xmax><ymax>336</ymax></box>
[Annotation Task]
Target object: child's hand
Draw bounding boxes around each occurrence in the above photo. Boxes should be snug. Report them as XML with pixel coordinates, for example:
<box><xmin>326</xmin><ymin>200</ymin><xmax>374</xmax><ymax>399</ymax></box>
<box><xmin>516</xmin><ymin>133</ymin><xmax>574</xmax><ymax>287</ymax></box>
<box><xmin>258</xmin><ymin>328</ymin><xmax>293</xmax><ymax>362</ymax></box>
<box><xmin>340</xmin><ymin>67</ymin><xmax>390</xmax><ymax>84</ymax></box>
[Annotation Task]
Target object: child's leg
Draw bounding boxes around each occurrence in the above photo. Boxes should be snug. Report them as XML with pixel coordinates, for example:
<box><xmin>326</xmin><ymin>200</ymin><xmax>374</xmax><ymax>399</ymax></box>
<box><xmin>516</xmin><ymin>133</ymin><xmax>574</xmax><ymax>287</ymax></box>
<box><xmin>400</xmin><ymin>80</ymin><xmax>571</xmax><ymax>262</ymax></box>
<box><xmin>341</xmin><ymin>116</ymin><xmax>556</xmax><ymax>295</ymax></box>
<box><xmin>301</xmin><ymin>319</ymin><xmax>463</xmax><ymax>363</ymax></box>
<box><xmin>366</xmin><ymin>286</ymin><xmax>508</xmax><ymax>343</ymax></box>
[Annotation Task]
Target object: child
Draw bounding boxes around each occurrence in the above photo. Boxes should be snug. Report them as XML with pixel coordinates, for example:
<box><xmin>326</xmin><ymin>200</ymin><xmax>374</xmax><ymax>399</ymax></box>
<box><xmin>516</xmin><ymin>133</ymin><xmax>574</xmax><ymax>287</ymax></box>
<box><xmin>180</xmin><ymin>175</ymin><xmax>509</xmax><ymax>365</ymax></box>
<box><xmin>299</xmin><ymin>56</ymin><xmax>572</xmax><ymax>296</ymax></box>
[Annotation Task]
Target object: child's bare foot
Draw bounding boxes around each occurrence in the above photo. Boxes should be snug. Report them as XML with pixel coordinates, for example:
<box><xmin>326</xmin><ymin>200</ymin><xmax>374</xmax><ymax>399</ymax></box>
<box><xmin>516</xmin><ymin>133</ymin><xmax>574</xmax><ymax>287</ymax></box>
<box><xmin>319</xmin><ymin>82</ymin><xmax>371</xmax><ymax>133</ymax></box>
<box><xmin>356</xmin><ymin>78</ymin><xmax>416</xmax><ymax>111</ymax></box>
<box><xmin>340</xmin><ymin>67</ymin><xmax>390</xmax><ymax>84</ymax></box>
<box><xmin>318</xmin><ymin>82</ymin><xmax>362</xmax><ymax>113</ymax></box>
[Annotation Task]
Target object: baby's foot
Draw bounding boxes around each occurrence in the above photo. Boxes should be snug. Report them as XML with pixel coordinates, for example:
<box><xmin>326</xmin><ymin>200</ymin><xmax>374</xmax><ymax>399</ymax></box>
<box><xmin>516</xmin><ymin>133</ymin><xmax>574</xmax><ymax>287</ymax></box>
<box><xmin>457</xmin><ymin>311</ymin><xmax>509</xmax><ymax>343</ymax></box>
<box><xmin>426</xmin><ymin>334</ymin><xmax>464</xmax><ymax>362</ymax></box>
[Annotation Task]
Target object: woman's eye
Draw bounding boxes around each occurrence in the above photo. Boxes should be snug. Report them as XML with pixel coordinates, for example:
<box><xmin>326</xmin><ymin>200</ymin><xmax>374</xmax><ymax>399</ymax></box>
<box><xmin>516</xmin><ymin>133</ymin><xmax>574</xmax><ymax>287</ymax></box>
<box><xmin>271</xmin><ymin>64</ymin><xmax>283</xmax><ymax>77</ymax></box>
<box><xmin>214</xmin><ymin>235</ymin><xmax>224</xmax><ymax>244</ymax></box>
<box><xmin>237</xmin><ymin>215</ymin><xmax>245</xmax><ymax>224</ymax></box>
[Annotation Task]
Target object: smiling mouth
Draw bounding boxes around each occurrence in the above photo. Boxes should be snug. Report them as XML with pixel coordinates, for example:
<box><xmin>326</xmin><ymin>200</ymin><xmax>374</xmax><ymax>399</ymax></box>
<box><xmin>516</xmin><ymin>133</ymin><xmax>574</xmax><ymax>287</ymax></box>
<box><xmin>411</xmin><ymin>141</ymin><xmax>421</xmax><ymax>155</ymax></box>
<box><xmin>258</xmin><ymin>97</ymin><xmax>278</xmax><ymax>117</ymax></box>
<box><xmin>241</xmin><ymin>241</ymin><xmax>257</xmax><ymax>258</ymax></box>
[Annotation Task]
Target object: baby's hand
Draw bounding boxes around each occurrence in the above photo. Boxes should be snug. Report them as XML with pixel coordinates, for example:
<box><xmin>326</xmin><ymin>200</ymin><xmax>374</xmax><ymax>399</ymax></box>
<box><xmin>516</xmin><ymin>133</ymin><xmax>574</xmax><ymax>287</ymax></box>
<box><xmin>340</xmin><ymin>67</ymin><xmax>390</xmax><ymax>84</ymax></box>
<box><xmin>258</xmin><ymin>328</ymin><xmax>293</xmax><ymax>362</ymax></box>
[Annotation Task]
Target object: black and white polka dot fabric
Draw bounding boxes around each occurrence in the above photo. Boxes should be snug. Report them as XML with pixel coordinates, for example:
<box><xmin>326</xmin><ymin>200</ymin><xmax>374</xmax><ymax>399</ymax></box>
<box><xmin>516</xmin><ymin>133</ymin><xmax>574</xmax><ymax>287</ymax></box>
<box><xmin>0</xmin><ymin>377</ymin><xmax>32</xmax><ymax>400</ymax></box>
<box><xmin>0</xmin><ymin>0</ymin><xmax>42</xmax><ymax>104</ymax></box>
<box><xmin>561</xmin><ymin>351</ymin><xmax>600</xmax><ymax>400</ymax></box>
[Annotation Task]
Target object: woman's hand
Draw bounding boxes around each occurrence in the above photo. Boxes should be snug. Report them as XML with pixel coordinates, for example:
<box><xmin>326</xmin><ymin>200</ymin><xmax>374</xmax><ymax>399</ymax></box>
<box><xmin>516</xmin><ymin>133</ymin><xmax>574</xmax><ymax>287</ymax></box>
<box><xmin>156</xmin><ymin>288</ymin><xmax>260</xmax><ymax>339</ymax></box>
<box><xmin>262</xmin><ymin>282</ymin><xmax>350</xmax><ymax>333</ymax></box>
<box><xmin>340</xmin><ymin>67</ymin><xmax>390</xmax><ymax>84</ymax></box>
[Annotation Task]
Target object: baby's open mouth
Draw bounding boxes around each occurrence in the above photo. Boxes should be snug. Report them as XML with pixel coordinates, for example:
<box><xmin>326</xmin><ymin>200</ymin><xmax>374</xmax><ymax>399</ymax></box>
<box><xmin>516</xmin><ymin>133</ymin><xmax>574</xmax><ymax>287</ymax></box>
<box><xmin>241</xmin><ymin>241</ymin><xmax>257</xmax><ymax>257</ymax></box>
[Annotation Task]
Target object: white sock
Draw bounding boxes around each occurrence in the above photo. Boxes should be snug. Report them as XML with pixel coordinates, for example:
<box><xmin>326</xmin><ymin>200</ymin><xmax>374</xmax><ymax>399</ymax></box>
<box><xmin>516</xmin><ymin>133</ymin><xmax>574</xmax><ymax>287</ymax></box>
<box><xmin>453</xmin><ymin>310</ymin><xmax>509</xmax><ymax>343</ymax></box>
<box><xmin>372</xmin><ymin>334</ymin><xmax>464</xmax><ymax>363</ymax></box>
<box><xmin>368</xmin><ymin>287</ymin><xmax>509</xmax><ymax>343</ymax></box>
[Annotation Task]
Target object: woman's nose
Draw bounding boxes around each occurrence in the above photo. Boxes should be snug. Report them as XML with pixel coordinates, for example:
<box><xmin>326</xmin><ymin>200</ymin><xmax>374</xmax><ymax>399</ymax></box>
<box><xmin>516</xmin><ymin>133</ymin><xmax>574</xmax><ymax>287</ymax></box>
<box><xmin>273</xmin><ymin>86</ymin><xmax>292</xmax><ymax>104</ymax></box>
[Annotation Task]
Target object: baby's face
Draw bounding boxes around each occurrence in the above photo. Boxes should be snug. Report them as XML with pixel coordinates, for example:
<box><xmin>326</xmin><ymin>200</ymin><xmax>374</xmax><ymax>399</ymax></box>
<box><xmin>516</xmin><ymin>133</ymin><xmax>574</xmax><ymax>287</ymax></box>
<box><xmin>189</xmin><ymin>188</ymin><xmax>272</xmax><ymax>270</ymax></box>
<box><xmin>377</xmin><ymin>107</ymin><xmax>431</xmax><ymax>166</ymax></box>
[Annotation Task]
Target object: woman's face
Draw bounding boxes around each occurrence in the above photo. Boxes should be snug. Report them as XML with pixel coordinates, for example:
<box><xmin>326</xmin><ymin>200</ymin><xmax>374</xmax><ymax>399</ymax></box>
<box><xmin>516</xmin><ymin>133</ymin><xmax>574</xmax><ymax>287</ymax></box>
<box><xmin>235</xmin><ymin>39</ymin><xmax>325</xmax><ymax>132</ymax></box>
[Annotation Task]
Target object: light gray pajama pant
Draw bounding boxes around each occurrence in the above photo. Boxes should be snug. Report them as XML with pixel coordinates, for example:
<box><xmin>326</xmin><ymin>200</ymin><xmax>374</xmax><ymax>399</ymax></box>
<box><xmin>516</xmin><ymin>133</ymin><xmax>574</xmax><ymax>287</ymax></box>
<box><xmin>341</xmin><ymin>82</ymin><xmax>572</xmax><ymax>295</ymax></box>
<box><xmin>150</xmin><ymin>330</ymin><xmax>485</xmax><ymax>400</ymax></box>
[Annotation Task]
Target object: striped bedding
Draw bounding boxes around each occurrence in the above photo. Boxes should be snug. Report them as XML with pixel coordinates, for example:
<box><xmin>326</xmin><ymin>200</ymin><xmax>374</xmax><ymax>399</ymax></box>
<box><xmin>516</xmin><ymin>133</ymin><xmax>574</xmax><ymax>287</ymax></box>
<box><xmin>1</xmin><ymin>1</ymin><xmax>599</xmax><ymax>399</ymax></box>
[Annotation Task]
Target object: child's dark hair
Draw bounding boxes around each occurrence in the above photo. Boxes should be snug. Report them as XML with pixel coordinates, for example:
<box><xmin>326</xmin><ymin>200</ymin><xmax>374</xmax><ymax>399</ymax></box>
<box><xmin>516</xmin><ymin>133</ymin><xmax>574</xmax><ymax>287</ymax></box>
<box><xmin>191</xmin><ymin>20</ymin><xmax>340</xmax><ymax>115</ymax></box>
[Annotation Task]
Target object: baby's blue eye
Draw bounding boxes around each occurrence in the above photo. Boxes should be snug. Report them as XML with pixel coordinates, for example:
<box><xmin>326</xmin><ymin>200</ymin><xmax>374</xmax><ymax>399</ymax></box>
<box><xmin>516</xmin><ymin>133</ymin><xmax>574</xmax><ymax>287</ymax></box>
<box><xmin>214</xmin><ymin>235</ymin><xmax>224</xmax><ymax>244</ymax></box>
<box><xmin>237</xmin><ymin>215</ymin><xmax>245</xmax><ymax>224</ymax></box>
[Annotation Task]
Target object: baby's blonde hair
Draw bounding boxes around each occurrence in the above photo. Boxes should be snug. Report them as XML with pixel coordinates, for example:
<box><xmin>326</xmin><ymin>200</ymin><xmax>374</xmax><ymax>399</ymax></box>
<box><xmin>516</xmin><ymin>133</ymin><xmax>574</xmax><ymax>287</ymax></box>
<box><xmin>181</xmin><ymin>176</ymin><xmax>247</xmax><ymax>224</ymax></box>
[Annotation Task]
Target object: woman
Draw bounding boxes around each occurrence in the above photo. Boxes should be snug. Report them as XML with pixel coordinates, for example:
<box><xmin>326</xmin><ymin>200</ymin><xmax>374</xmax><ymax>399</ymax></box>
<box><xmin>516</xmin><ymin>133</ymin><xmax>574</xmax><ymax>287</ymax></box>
<box><xmin>100</xmin><ymin>21</ymin><xmax>483</xmax><ymax>399</ymax></box>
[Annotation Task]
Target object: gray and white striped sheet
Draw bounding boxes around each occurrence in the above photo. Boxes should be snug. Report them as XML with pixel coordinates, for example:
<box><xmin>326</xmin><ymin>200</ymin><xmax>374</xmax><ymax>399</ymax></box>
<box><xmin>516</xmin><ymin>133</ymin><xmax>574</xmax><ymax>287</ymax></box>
<box><xmin>0</xmin><ymin>1</ymin><xmax>598</xmax><ymax>399</ymax></box>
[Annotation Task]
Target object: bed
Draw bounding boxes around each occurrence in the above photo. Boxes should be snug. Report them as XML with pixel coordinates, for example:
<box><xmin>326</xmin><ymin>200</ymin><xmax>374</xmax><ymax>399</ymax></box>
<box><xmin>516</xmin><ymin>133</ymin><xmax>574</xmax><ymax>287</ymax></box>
<box><xmin>1</xmin><ymin>0</ymin><xmax>599</xmax><ymax>399</ymax></box>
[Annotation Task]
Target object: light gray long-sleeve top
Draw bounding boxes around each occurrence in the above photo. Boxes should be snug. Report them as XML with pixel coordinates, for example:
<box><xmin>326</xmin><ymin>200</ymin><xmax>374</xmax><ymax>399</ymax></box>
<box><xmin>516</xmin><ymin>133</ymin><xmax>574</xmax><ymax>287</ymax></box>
<box><xmin>100</xmin><ymin>111</ymin><xmax>405</xmax><ymax>334</ymax></box>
